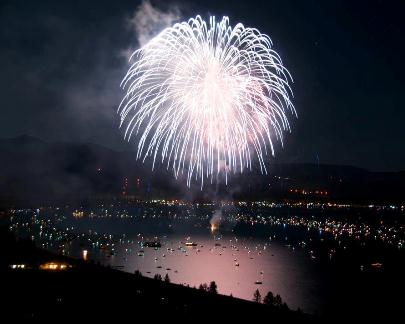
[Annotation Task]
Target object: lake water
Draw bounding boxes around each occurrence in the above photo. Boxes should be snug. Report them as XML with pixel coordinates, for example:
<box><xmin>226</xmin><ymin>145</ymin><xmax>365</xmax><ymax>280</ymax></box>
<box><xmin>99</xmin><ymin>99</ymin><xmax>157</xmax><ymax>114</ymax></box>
<box><xmin>83</xmin><ymin>230</ymin><xmax>326</xmax><ymax>314</ymax></box>
<box><xmin>14</xmin><ymin>205</ymin><xmax>404</xmax><ymax>317</ymax></box>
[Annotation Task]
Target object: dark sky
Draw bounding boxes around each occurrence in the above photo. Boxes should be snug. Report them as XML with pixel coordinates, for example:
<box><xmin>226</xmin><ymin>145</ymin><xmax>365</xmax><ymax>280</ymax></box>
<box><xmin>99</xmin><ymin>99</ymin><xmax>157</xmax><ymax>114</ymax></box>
<box><xmin>1</xmin><ymin>0</ymin><xmax>404</xmax><ymax>171</ymax></box>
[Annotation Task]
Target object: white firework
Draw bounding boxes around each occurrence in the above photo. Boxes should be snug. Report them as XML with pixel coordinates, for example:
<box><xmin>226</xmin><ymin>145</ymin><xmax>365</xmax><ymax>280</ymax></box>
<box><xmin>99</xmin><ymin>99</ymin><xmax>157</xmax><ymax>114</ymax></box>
<box><xmin>119</xmin><ymin>15</ymin><xmax>295</xmax><ymax>187</ymax></box>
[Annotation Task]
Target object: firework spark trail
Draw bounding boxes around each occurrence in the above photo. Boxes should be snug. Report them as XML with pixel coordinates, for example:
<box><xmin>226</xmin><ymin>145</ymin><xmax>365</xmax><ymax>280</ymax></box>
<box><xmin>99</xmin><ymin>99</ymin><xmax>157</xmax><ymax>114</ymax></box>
<box><xmin>119</xmin><ymin>16</ymin><xmax>296</xmax><ymax>187</ymax></box>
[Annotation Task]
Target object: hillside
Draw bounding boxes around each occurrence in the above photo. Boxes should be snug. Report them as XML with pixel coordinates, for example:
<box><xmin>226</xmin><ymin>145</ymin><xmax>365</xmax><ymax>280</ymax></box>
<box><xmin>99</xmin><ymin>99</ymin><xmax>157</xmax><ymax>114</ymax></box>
<box><xmin>1</xmin><ymin>135</ymin><xmax>404</xmax><ymax>206</ymax></box>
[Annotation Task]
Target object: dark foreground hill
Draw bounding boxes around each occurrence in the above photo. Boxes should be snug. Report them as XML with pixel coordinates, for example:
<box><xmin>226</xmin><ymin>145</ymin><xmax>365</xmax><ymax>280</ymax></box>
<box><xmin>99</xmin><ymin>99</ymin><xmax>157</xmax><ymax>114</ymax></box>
<box><xmin>0</xmin><ymin>226</ymin><xmax>312</xmax><ymax>321</ymax></box>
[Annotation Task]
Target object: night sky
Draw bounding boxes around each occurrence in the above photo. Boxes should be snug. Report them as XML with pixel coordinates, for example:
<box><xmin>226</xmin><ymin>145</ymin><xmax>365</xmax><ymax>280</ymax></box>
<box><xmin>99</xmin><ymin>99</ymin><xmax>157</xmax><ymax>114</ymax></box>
<box><xmin>1</xmin><ymin>0</ymin><xmax>404</xmax><ymax>171</ymax></box>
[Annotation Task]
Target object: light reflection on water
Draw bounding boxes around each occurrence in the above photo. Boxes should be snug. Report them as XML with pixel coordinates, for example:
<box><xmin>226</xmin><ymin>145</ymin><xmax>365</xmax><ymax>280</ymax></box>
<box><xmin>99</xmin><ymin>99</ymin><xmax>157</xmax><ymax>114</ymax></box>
<box><xmin>13</xmin><ymin>210</ymin><xmax>328</xmax><ymax>314</ymax></box>
<box><xmin>95</xmin><ymin>232</ymin><xmax>324</xmax><ymax>314</ymax></box>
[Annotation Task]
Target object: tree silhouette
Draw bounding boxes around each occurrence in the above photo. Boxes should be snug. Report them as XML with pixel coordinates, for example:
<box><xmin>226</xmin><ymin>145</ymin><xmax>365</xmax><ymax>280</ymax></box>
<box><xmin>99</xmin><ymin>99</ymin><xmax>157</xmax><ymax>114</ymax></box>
<box><xmin>253</xmin><ymin>289</ymin><xmax>262</xmax><ymax>303</ymax></box>
<box><xmin>153</xmin><ymin>274</ymin><xmax>162</xmax><ymax>281</ymax></box>
<box><xmin>164</xmin><ymin>273</ymin><xmax>170</xmax><ymax>283</ymax></box>
<box><xmin>274</xmin><ymin>294</ymin><xmax>283</xmax><ymax>307</ymax></box>
<box><xmin>199</xmin><ymin>283</ymin><xmax>208</xmax><ymax>291</ymax></box>
<box><xmin>263</xmin><ymin>291</ymin><xmax>274</xmax><ymax>305</ymax></box>
<box><xmin>208</xmin><ymin>281</ymin><xmax>218</xmax><ymax>294</ymax></box>
<box><xmin>134</xmin><ymin>270</ymin><xmax>142</xmax><ymax>277</ymax></box>
<box><xmin>263</xmin><ymin>291</ymin><xmax>288</xmax><ymax>308</ymax></box>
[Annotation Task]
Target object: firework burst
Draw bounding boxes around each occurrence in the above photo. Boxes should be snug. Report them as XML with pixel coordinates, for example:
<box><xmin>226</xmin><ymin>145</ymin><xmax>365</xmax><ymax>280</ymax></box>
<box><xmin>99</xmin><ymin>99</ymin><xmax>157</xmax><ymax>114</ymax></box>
<box><xmin>119</xmin><ymin>15</ymin><xmax>296</xmax><ymax>187</ymax></box>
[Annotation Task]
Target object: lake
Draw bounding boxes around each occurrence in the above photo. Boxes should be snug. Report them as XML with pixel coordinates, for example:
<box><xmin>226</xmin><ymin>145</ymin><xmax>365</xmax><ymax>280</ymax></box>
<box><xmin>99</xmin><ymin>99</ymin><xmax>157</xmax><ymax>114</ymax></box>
<box><xmin>10</xmin><ymin>203</ymin><xmax>405</xmax><ymax>317</ymax></box>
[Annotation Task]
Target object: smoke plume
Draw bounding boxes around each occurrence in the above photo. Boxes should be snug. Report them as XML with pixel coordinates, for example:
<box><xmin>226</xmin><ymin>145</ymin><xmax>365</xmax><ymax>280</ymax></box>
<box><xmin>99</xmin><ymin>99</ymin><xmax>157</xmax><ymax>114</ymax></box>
<box><xmin>129</xmin><ymin>0</ymin><xmax>180</xmax><ymax>47</ymax></box>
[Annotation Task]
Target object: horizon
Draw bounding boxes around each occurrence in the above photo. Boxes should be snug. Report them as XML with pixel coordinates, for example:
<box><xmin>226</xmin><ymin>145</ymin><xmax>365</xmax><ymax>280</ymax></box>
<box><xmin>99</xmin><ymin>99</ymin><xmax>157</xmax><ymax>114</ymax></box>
<box><xmin>3</xmin><ymin>133</ymin><xmax>404</xmax><ymax>174</ymax></box>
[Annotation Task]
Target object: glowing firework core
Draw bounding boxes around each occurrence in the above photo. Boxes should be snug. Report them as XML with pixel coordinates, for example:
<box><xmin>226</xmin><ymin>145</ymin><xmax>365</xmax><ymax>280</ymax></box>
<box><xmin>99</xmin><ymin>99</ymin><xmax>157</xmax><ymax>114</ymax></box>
<box><xmin>119</xmin><ymin>16</ymin><xmax>295</xmax><ymax>186</ymax></box>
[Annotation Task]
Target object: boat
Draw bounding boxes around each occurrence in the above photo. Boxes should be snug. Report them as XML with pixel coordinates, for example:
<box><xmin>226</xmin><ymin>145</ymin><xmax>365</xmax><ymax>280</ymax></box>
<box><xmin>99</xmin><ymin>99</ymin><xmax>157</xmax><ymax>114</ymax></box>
<box><xmin>255</xmin><ymin>281</ymin><xmax>263</xmax><ymax>285</ymax></box>
<box><xmin>143</xmin><ymin>241</ymin><xmax>161</xmax><ymax>248</ymax></box>
<box><xmin>185</xmin><ymin>242</ymin><xmax>197</xmax><ymax>247</ymax></box>
<box><xmin>235</xmin><ymin>263</ymin><xmax>239</xmax><ymax>266</ymax></box>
